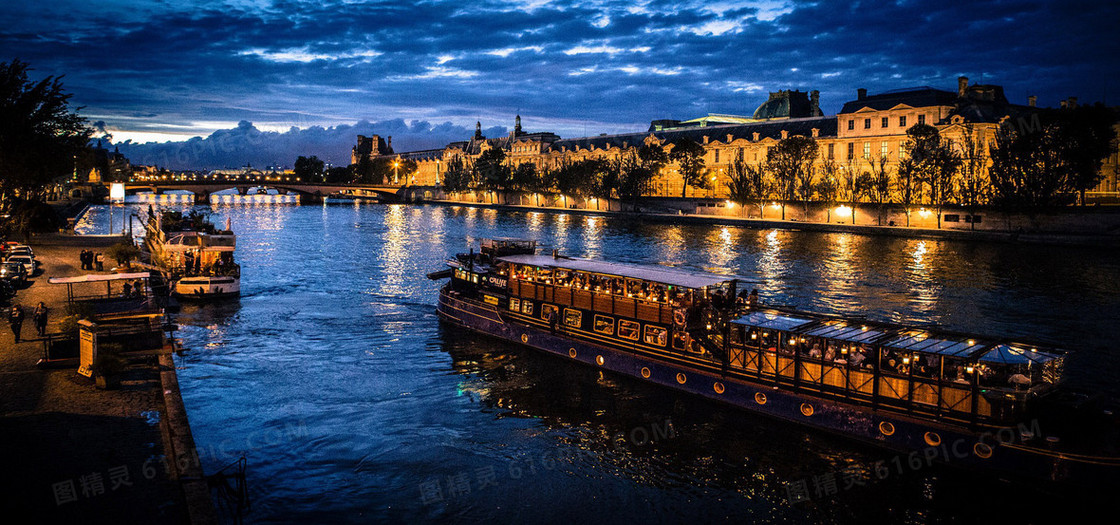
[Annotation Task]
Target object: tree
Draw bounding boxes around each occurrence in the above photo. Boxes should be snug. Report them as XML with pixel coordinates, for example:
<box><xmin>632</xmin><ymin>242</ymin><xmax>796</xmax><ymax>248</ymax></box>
<box><xmin>956</xmin><ymin>124</ymin><xmax>989</xmax><ymax>230</ymax></box>
<box><xmin>294</xmin><ymin>155</ymin><xmax>325</xmax><ymax>183</ymax></box>
<box><xmin>440</xmin><ymin>155</ymin><xmax>472</xmax><ymax>194</ymax></box>
<box><xmin>726</xmin><ymin>159</ymin><xmax>767</xmax><ymax>218</ymax></box>
<box><xmin>669</xmin><ymin>137</ymin><xmax>708</xmax><ymax>197</ymax></box>
<box><xmin>988</xmin><ymin>123</ymin><xmax>1072</xmax><ymax>211</ymax></box>
<box><xmin>587</xmin><ymin>158</ymin><xmax>620</xmax><ymax>211</ymax></box>
<box><xmin>325</xmin><ymin>166</ymin><xmax>350</xmax><ymax>183</ymax></box>
<box><xmin>765</xmin><ymin>136</ymin><xmax>819</xmax><ymax>220</ymax></box>
<box><xmin>473</xmin><ymin>147</ymin><xmax>510</xmax><ymax>203</ymax></box>
<box><xmin>0</xmin><ymin>59</ymin><xmax>92</xmax><ymax>214</ymax></box>
<box><xmin>815</xmin><ymin>158</ymin><xmax>840</xmax><ymax>223</ymax></box>
<box><xmin>1053</xmin><ymin>106</ymin><xmax>1118</xmax><ymax>205</ymax></box>
<box><xmin>901</xmin><ymin>124</ymin><xmax>961</xmax><ymax>227</ymax></box>
<box><xmin>865</xmin><ymin>154</ymin><xmax>893</xmax><ymax>225</ymax></box>
<box><xmin>510</xmin><ymin>162</ymin><xmax>541</xmax><ymax>196</ymax></box>
<box><xmin>617</xmin><ymin>143</ymin><xmax>666</xmax><ymax>208</ymax></box>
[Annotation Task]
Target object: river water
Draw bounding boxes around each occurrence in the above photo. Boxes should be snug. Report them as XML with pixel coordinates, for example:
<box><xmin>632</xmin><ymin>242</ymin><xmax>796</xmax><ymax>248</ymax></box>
<box><xmin>77</xmin><ymin>198</ymin><xmax>1120</xmax><ymax>523</ymax></box>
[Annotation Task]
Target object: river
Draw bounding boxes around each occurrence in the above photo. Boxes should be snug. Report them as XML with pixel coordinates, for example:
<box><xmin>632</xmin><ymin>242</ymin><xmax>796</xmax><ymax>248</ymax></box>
<box><xmin>76</xmin><ymin>198</ymin><xmax>1120</xmax><ymax>523</ymax></box>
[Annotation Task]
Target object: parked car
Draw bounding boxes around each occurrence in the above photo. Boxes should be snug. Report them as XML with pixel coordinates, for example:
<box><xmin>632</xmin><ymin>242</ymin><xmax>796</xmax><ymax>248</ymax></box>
<box><xmin>0</xmin><ymin>279</ymin><xmax>14</xmax><ymax>303</ymax></box>
<box><xmin>5</xmin><ymin>255</ymin><xmax>37</xmax><ymax>276</ymax></box>
<box><xmin>0</xmin><ymin>261</ymin><xmax>27</xmax><ymax>284</ymax></box>
<box><xmin>6</xmin><ymin>246</ymin><xmax>33</xmax><ymax>258</ymax></box>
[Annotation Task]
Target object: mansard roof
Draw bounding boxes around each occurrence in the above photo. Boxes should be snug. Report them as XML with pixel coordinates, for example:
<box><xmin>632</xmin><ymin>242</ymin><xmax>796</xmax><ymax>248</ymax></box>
<box><xmin>840</xmin><ymin>87</ymin><xmax>959</xmax><ymax>114</ymax></box>
<box><xmin>551</xmin><ymin>116</ymin><xmax>836</xmax><ymax>152</ymax></box>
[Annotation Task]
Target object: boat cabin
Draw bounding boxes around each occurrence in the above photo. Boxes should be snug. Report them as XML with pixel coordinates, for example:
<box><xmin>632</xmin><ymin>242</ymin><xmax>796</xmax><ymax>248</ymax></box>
<box><xmin>729</xmin><ymin>311</ymin><xmax>1066</xmax><ymax>425</ymax></box>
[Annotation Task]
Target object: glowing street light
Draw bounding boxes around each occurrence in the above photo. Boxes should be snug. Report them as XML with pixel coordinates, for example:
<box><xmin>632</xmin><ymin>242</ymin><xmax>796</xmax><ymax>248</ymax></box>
<box><xmin>393</xmin><ymin>159</ymin><xmax>400</xmax><ymax>184</ymax></box>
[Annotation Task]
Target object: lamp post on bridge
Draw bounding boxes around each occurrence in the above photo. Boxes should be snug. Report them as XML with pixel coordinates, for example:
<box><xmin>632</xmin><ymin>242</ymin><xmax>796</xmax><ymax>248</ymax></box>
<box><xmin>393</xmin><ymin>160</ymin><xmax>400</xmax><ymax>185</ymax></box>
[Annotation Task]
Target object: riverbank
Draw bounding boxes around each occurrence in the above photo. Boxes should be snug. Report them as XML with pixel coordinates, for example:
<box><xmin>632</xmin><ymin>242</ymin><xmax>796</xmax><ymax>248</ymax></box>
<box><xmin>0</xmin><ymin>233</ymin><xmax>215</xmax><ymax>524</ymax></box>
<box><xmin>427</xmin><ymin>199</ymin><xmax>1120</xmax><ymax>248</ymax></box>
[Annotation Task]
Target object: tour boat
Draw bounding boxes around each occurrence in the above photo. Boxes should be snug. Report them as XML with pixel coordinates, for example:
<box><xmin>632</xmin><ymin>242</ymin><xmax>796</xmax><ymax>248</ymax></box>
<box><xmin>431</xmin><ymin>238</ymin><xmax>1120</xmax><ymax>489</ymax></box>
<box><xmin>144</xmin><ymin>208</ymin><xmax>241</xmax><ymax>301</ymax></box>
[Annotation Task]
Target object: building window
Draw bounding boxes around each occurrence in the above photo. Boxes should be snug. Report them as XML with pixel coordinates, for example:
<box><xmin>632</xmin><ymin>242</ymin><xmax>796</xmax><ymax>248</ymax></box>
<box><xmin>864</xmin><ymin>118</ymin><xmax>871</xmax><ymax>129</ymax></box>
<box><xmin>737</xmin><ymin>148</ymin><xmax>743</xmax><ymax>161</ymax></box>
<box><xmin>863</xmin><ymin>142</ymin><xmax>871</xmax><ymax>159</ymax></box>
<box><xmin>881</xmin><ymin>117</ymin><xmax>889</xmax><ymax>128</ymax></box>
<box><xmin>827</xmin><ymin>143</ymin><xmax>834</xmax><ymax>159</ymax></box>
<box><xmin>848</xmin><ymin>120</ymin><xmax>855</xmax><ymax>131</ymax></box>
<box><xmin>847</xmin><ymin>143</ymin><xmax>855</xmax><ymax>160</ymax></box>
<box><xmin>881</xmin><ymin>141</ymin><xmax>889</xmax><ymax>157</ymax></box>
<box><xmin>899</xmin><ymin>115</ymin><xmax>907</xmax><ymax>127</ymax></box>
<box><xmin>714</xmin><ymin>150</ymin><xmax>720</xmax><ymax>163</ymax></box>
<box><xmin>918</xmin><ymin>114</ymin><xmax>926</xmax><ymax>126</ymax></box>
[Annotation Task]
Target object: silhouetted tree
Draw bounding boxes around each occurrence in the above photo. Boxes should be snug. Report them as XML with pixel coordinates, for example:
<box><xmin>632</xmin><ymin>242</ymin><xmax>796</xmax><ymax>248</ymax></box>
<box><xmin>440</xmin><ymin>155</ymin><xmax>472</xmax><ymax>194</ymax></box>
<box><xmin>765</xmin><ymin>136</ymin><xmax>818</xmax><ymax>220</ymax></box>
<box><xmin>293</xmin><ymin>155</ymin><xmax>325</xmax><ymax>183</ymax></box>
<box><xmin>669</xmin><ymin>137</ymin><xmax>708</xmax><ymax>197</ymax></box>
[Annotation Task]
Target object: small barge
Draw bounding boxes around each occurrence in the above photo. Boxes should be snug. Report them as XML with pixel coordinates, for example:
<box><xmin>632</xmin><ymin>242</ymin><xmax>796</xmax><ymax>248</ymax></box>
<box><xmin>143</xmin><ymin>208</ymin><xmax>241</xmax><ymax>300</ymax></box>
<box><xmin>432</xmin><ymin>238</ymin><xmax>1120</xmax><ymax>488</ymax></box>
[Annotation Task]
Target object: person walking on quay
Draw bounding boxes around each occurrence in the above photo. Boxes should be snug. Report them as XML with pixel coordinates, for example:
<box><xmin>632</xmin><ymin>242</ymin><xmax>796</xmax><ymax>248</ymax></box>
<box><xmin>79</xmin><ymin>250</ymin><xmax>88</xmax><ymax>270</ymax></box>
<box><xmin>33</xmin><ymin>301</ymin><xmax>49</xmax><ymax>337</ymax></box>
<box><xmin>8</xmin><ymin>304</ymin><xmax>25</xmax><ymax>343</ymax></box>
<box><xmin>95</xmin><ymin>252</ymin><xmax>104</xmax><ymax>271</ymax></box>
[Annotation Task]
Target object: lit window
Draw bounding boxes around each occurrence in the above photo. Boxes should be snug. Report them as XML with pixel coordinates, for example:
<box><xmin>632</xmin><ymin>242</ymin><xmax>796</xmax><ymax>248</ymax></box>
<box><xmin>881</xmin><ymin>141</ymin><xmax>889</xmax><ymax>157</ymax></box>
<box><xmin>644</xmin><ymin>325</ymin><xmax>668</xmax><ymax>346</ymax></box>
<box><xmin>594</xmin><ymin>315</ymin><xmax>614</xmax><ymax>335</ymax></box>
<box><xmin>619</xmin><ymin>320</ymin><xmax>640</xmax><ymax>341</ymax></box>
<box><xmin>564</xmin><ymin>309</ymin><xmax>582</xmax><ymax>328</ymax></box>
<box><xmin>863</xmin><ymin>142</ymin><xmax>871</xmax><ymax>159</ymax></box>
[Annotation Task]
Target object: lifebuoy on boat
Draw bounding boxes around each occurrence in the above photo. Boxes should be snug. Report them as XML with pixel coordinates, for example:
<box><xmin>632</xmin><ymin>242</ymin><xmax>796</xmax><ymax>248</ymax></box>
<box><xmin>673</xmin><ymin>309</ymin><xmax>687</xmax><ymax>328</ymax></box>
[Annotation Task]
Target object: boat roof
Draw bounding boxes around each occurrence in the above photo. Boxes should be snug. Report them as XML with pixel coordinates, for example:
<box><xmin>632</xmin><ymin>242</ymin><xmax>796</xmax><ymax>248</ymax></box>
<box><xmin>498</xmin><ymin>254</ymin><xmax>734</xmax><ymax>289</ymax></box>
<box><xmin>731</xmin><ymin>311</ymin><xmax>817</xmax><ymax>331</ymax></box>
<box><xmin>49</xmin><ymin>272</ymin><xmax>151</xmax><ymax>284</ymax></box>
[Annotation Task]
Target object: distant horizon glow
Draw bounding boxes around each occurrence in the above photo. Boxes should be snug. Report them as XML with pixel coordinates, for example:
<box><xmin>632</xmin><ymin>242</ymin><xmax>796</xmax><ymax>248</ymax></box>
<box><xmin>4</xmin><ymin>0</ymin><xmax>1116</xmax><ymax>168</ymax></box>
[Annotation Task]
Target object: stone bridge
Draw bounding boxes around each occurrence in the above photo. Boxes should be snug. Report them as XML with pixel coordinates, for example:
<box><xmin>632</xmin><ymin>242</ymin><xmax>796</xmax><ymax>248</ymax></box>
<box><xmin>123</xmin><ymin>182</ymin><xmax>442</xmax><ymax>204</ymax></box>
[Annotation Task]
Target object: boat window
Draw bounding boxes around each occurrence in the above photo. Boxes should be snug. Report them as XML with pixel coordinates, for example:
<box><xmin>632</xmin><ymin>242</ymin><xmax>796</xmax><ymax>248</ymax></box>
<box><xmin>563</xmin><ymin>309</ymin><xmax>582</xmax><ymax>328</ymax></box>
<box><xmin>730</xmin><ymin>325</ymin><xmax>743</xmax><ymax>344</ymax></box>
<box><xmin>644</xmin><ymin>325</ymin><xmax>668</xmax><ymax>346</ymax></box>
<box><xmin>778</xmin><ymin>332</ymin><xmax>797</xmax><ymax>356</ymax></box>
<box><xmin>618</xmin><ymin>320</ymin><xmax>639</xmax><ymax>341</ymax></box>
<box><xmin>594</xmin><ymin>315</ymin><xmax>614</xmax><ymax>335</ymax></box>
<box><xmin>509</xmin><ymin>298</ymin><xmax>520</xmax><ymax>311</ymax></box>
<box><xmin>672</xmin><ymin>330</ymin><xmax>689</xmax><ymax>351</ymax></box>
<box><xmin>542</xmin><ymin>304</ymin><xmax>558</xmax><ymax>321</ymax></box>
<box><xmin>522</xmin><ymin>300</ymin><xmax>534</xmax><ymax>315</ymax></box>
<box><xmin>880</xmin><ymin>349</ymin><xmax>911</xmax><ymax>376</ymax></box>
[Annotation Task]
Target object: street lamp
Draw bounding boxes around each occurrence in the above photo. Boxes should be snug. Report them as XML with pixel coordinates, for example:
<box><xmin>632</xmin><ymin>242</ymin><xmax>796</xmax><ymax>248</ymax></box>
<box><xmin>393</xmin><ymin>160</ymin><xmax>400</xmax><ymax>185</ymax></box>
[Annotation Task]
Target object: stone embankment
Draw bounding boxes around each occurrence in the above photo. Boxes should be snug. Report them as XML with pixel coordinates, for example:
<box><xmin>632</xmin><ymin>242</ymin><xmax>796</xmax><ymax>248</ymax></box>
<box><xmin>0</xmin><ymin>232</ymin><xmax>216</xmax><ymax>524</ymax></box>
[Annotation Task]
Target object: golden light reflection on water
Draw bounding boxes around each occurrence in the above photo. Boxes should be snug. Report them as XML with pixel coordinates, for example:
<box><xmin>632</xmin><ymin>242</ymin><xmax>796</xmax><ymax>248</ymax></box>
<box><xmin>704</xmin><ymin>226</ymin><xmax>739</xmax><ymax>273</ymax></box>
<box><xmin>654</xmin><ymin>225</ymin><xmax>685</xmax><ymax>265</ymax></box>
<box><xmin>905</xmin><ymin>240</ymin><xmax>940</xmax><ymax>314</ymax></box>
<box><xmin>757</xmin><ymin>229</ymin><xmax>788</xmax><ymax>284</ymax></box>
<box><xmin>527</xmin><ymin>211</ymin><xmax>544</xmax><ymax>237</ymax></box>
<box><xmin>583</xmin><ymin>216</ymin><xmax>602</xmax><ymax>259</ymax></box>
<box><xmin>378</xmin><ymin>205</ymin><xmax>408</xmax><ymax>296</ymax></box>
<box><xmin>553</xmin><ymin>214</ymin><xmax>570</xmax><ymax>253</ymax></box>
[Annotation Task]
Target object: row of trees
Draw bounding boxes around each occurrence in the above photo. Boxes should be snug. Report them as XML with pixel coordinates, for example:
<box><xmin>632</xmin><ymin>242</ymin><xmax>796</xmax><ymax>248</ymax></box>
<box><xmin>293</xmin><ymin>155</ymin><xmax>418</xmax><ymax>184</ymax></box>
<box><xmin>723</xmin><ymin>111</ymin><xmax>1116</xmax><ymax>228</ymax></box>
<box><xmin>440</xmin><ymin>143</ymin><xmax>675</xmax><ymax>210</ymax></box>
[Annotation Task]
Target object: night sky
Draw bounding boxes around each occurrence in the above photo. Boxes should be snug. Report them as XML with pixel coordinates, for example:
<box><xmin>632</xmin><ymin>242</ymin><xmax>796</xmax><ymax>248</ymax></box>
<box><xmin>3</xmin><ymin>0</ymin><xmax>1118</xmax><ymax>169</ymax></box>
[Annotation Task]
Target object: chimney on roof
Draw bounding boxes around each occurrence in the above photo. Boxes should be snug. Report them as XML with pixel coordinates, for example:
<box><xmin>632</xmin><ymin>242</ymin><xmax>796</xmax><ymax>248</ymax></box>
<box><xmin>1028</xmin><ymin>95</ymin><xmax>1037</xmax><ymax>107</ymax></box>
<box><xmin>752</xmin><ymin>132</ymin><xmax>760</xmax><ymax>141</ymax></box>
<box><xmin>958</xmin><ymin>76</ymin><xmax>968</xmax><ymax>97</ymax></box>
<box><xmin>703</xmin><ymin>135</ymin><xmax>709</xmax><ymax>144</ymax></box>
<box><xmin>811</xmin><ymin>128</ymin><xmax>819</xmax><ymax>138</ymax></box>
<box><xmin>727</xmin><ymin>134</ymin><xmax>734</xmax><ymax>143</ymax></box>
<box><xmin>810</xmin><ymin>90</ymin><xmax>821</xmax><ymax>116</ymax></box>
<box><xmin>1068</xmin><ymin>96</ymin><xmax>1078</xmax><ymax>109</ymax></box>
<box><xmin>780</xmin><ymin>130</ymin><xmax>789</xmax><ymax>139</ymax></box>
<box><xmin>387</xmin><ymin>136</ymin><xmax>392</xmax><ymax>150</ymax></box>
<box><xmin>857</xmin><ymin>88</ymin><xmax>867</xmax><ymax>100</ymax></box>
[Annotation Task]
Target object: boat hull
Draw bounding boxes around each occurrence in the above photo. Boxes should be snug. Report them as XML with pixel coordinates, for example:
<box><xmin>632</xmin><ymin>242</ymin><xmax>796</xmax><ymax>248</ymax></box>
<box><xmin>172</xmin><ymin>276</ymin><xmax>240</xmax><ymax>300</ymax></box>
<box><xmin>437</xmin><ymin>285</ymin><xmax>1118</xmax><ymax>489</ymax></box>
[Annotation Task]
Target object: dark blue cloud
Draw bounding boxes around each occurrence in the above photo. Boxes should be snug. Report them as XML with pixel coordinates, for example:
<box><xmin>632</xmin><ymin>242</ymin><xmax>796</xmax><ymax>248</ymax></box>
<box><xmin>1</xmin><ymin>0</ymin><xmax>1117</xmax><ymax>168</ymax></box>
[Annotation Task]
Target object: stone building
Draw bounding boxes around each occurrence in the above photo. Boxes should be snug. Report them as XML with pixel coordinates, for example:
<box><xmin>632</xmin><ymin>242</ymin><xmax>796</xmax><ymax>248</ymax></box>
<box><xmin>355</xmin><ymin>77</ymin><xmax>1119</xmax><ymax>200</ymax></box>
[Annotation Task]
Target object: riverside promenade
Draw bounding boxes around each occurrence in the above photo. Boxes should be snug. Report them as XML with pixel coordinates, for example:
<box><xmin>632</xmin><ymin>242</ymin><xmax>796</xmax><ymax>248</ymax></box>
<box><xmin>0</xmin><ymin>233</ymin><xmax>215</xmax><ymax>524</ymax></box>
<box><xmin>428</xmin><ymin>198</ymin><xmax>1120</xmax><ymax>248</ymax></box>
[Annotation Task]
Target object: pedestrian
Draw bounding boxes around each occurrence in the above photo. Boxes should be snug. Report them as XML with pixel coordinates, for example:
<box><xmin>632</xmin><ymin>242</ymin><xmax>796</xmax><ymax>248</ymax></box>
<box><xmin>33</xmin><ymin>301</ymin><xmax>48</xmax><ymax>337</ymax></box>
<box><xmin>79</xmin><ymin>250</ymin><xmax>87</xmax><ymax>270</ymax></box>
<box><xmin>95</xmin><ymin>252</ymin><xmax>104</xmax><ymax>271</ymax></box>
<box><xmin>8</xmin><ymin>304</ymin><xmax>25</xmax><ymax>343</ymax></box>
<box><xmin>122</xmin><ymin>281</ymin><xmax>133</xmax><ymax>298</ymax></box>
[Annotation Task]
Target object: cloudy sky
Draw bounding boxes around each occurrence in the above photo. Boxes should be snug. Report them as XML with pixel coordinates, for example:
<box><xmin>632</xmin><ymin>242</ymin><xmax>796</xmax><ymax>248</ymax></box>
<box><xmin>3</xmin><ymin>0</ymin><xmax>1118</xmax><ymax>168</ymax></box>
